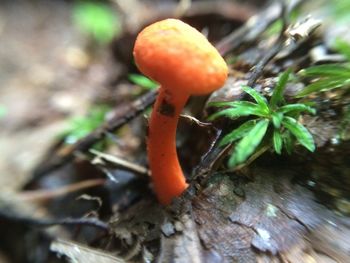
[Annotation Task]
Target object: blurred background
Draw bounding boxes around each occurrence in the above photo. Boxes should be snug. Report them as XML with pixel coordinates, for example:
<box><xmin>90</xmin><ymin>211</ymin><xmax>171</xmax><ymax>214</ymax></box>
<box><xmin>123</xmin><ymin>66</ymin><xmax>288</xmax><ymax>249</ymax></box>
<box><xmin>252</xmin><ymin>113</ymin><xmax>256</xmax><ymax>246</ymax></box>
<box><xmin>0</xmin><ymin>0</ymin><xmax>350</xmax><ymax>262</ymax></box>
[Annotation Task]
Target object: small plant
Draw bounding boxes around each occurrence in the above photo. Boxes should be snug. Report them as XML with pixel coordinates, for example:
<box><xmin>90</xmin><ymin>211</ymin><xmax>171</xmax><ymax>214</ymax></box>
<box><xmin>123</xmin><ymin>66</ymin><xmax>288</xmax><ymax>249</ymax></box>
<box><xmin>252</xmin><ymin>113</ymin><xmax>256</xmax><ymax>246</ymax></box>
<box><xmin>330</xmin><ymin>0</ymin><xmax>350</xmax><ymax>24</ymax></box>
<box><xmin>62</xmin><ymin>105</ymin><xmax>111</xmax><ymax>144</ymax></box>
<box><xmin>73</xmin><ymin>1</ymin><xmax>120</xmax><ymax>44</ymax></box>
<box><xmin>128</xmin><ymin>73</ymin><xmax>158</xmax><ymax>90</ymax></box>
<box><xmin>209</xmin><ymin>70</ymin><xmax>316</xmax><ymax>168</ymax></box>
<box><xmin>0</xmin><ymin>105</ymin><xmax>7</xmax><ymax>119</ymax></box>
<box><xmin>297</xmin><ymin>39</ymin><xmax>350</xmax><ymax>97</ymax></box>
<box><xmin>264</xmin><ymin>9</ymin><xmax>300</xmax><ymax>37</ymax></box>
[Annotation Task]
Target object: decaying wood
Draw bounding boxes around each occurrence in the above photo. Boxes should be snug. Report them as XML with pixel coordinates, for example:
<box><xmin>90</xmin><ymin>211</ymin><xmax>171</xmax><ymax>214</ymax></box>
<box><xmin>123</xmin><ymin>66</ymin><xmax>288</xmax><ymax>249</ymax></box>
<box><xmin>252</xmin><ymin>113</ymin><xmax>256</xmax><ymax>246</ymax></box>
<box><xmin>108</xmin><ymin>168</ymin><xmax>350</xmax><ymax>262</ymax></box>
<box><xmin>158</xmin><ymin>214</ymin><xmax>203</xmax><ymax>263</ymax></box>
<box><xmin>193</xmin><ymin>170</ymin><xmax>350</xmax><ymax>262</ymax></box>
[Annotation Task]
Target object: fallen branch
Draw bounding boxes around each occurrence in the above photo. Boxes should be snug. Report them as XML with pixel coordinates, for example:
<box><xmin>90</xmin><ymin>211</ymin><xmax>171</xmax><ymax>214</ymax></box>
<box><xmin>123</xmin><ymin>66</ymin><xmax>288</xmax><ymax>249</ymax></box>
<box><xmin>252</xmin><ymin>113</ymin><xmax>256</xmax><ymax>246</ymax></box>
<box><xmin>216</xmin><ymin>0</ymin><xmax>301</xmax><ymax>56</ymax></box>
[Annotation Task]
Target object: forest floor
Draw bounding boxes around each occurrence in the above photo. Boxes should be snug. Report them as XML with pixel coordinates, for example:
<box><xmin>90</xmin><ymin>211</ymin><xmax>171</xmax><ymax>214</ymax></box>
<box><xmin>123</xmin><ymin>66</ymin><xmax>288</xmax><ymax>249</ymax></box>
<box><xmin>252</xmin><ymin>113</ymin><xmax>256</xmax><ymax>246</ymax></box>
<box><xmin>0</xmin><ymin>0</ymin><xmax>350</xmax><ymax>262</ymax></box>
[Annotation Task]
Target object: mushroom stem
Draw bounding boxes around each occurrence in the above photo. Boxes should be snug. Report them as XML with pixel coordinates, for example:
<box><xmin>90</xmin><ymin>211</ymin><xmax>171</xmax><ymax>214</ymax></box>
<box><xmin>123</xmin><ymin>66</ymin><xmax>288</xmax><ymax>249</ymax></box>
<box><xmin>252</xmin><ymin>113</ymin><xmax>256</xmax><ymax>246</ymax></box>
<box><xmin>148</xmin><ymin>86</ymin><xmax>189</xmax><ymax>205</ymax></box>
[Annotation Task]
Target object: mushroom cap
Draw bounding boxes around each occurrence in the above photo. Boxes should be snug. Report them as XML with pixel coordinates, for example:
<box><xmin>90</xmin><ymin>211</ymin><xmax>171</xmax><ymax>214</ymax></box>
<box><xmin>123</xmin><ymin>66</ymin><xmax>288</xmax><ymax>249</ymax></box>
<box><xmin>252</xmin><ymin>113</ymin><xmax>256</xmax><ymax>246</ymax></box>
<box><xmin>133</xmin><ymin>19</ymin><xmax>228</xmax><ymax>95</ymax></box>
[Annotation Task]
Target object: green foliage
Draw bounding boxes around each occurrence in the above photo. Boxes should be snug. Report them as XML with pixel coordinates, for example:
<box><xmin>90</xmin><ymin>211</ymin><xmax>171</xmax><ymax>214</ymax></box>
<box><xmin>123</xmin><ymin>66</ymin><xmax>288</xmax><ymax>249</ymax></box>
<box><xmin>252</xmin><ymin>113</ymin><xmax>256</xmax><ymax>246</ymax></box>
<box><xmin>297</xmin><ymin>40</ymin><xmax>350</xmax><ymax>97</ymax></box>
<box><xmin>228</xmin><ymin>119</ymin><xmax>269</xmax><ymax>167</ymax></box>
<box><xmin>209</xmin><ymin>70</ymin><xmax>316</xmax><ymax>168</ymax></box>
<box><xmin>265</xmin><ymin>19</ymin><xmax>283</xmax><ymax>37</ymax></box>
<box><xmin>208</xmin><ymin>100</ymin><xmax>268</xmax><ymax>120</ymax></box>
<box><xmin>264</xmin><ymin>9</ymin><xmax>300</xmax><ymax>36</ymax></box>
<box><xmin>281</xmin><ymin>116</ymin><xmax>315</xmax><ymax>152</ymax></box>
<box><xmin>128</xmin><ymin>74</ymin><xmax>158</xmax><ymax>90</ymax></box>
<box><xmin>334</xmin><ymin>39</ymin><xmax>350</xmax><ymax>61</ymax></box>
<box><xmin>241</xmin><ymin>86</ymin><xmax>269</xmax><ymax>113</ymax></box>
<box><xmin>330</xmin><ymin>0</ymin><xmax>350</xmax><ymax>24</ymax></box>
<box><xmin>218</xmin><ymin>119</ymin><xmax>257</xmax><ymax>146</ymax></box>
<box><xmin>273</xmin><ymin>130</ymin><xmax>282</xmax><ymax>154</ymax></box>
<box><xmin>73</xmin><ymin>1</ymin><xmax>120</xmax><ymax>44</ymax></box>
<box><xmin>63</xmin><ymin>105</ymin><xmax>111</xmax><ymax>144</ymax></box>
<box><xmin>270</xmin><ymin>69</ymin><xmax>291</xmax><ymax>108</ymax></box>
<box><xmin>297</xmin><ymin>65</ymin><xmax>350</xmax><ymax>97</ymax></box>
<box><xmin>0</xmin><ymin>105</ymin><xmax>7</xmax><ymax>119</ymax></box>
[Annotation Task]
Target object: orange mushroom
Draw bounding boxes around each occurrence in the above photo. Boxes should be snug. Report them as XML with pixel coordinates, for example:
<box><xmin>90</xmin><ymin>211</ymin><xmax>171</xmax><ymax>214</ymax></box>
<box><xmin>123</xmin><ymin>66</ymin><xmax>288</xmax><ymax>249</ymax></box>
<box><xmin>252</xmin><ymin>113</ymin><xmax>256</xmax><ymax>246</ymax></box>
<box><xmin>133</xmin><ymin>19</ymin><xmax>228</xmax><ymax>205</ymax></box>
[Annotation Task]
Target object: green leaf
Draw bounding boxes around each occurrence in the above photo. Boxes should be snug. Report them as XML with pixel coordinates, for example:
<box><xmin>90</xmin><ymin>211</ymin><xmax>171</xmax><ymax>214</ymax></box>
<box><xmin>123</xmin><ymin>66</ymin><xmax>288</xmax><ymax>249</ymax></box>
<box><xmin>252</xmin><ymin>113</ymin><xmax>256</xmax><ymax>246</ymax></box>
<box><xmin>271</xmin><ymin>112</ymin><xmax>283</xmax><ymax>129</ymax></box>
<box><xmin>278</xmin><ymin>103</ymin><xmax>316</xmax><ymax>115</ymax></box>
<box><xmin>265</xmin><ymin>9</ymin><xmax>299</xmax><ymax>36</ymax></box>
<box><xmin>331</xmin><ymin>0</ymin><xmax>350</xmax><ymax>23</ymax></box>
<box><xmin>265</xmin><ymin>19</ymin><xmax>283</xmax><ymax>37</ymax></box>
<box><xmin>219</xmin><ymin>120</ymin><xmax>257</xmax><ymax>146</ymax></box>
<box><xmin>208</xmin><ymin>103</ymin><xmax>268</xmax><ymax>120</ymax></box>
<box><xmin>270</xmin><ymin>69</ymin><xmax>291</xmax><ymax>108</ymax></box>
<box><xmin>299</xmin><ymin>64</ymin><xmax>350</xmax><ymax>78</ymax></box>
<box><xmin>63</xmin><ymin>105</ymin><xmax>111</xmax><ymax>144</ymax></box>
<box><xmin>228</xmin><ymin>119</ymin><xmax>269</xmax><ymax>167</ymax></box>
<box><xmin>0</xmin><ymin>105</ymin><xmax>7</xmax><ymax>119</ymax></box>
<box><xmin>241</xmin><ymin>86</ymin><xmax>269</xmax><ymax>113</ymax></box>
<box><xmin>208</xmin><ymin>100</ymin><xmax>258</xmax><ymax>108</ymax></box>
<box><xmin>283</xmin><ymin>131</ymin><xmax>294</xmax><ymax>155</ymax></box>
<box><xmin>73</xmin><ymin>2</ymin><xmax>120</xmax><ymax>44</ymax></box>
<box><xmin>296</xmin><ymin>77</ymin><xmax>349</xmax><ymax>97</ymax></box>
<box><xmin>128</xmin><ymin>74</ymin><xmax>158</xmax><ymax>90</ymax></box>
<box><xmin>334</xmin><ymin>38</ymin><xmax>350</xmax><ymax>61</ymax></box>
<box><xmin>282</xmin><ymin>116</ymin><xmax>315</xmax><ymax>152</ymax></box>
<box><xmin>273</xmin><ymin>130</ymin><xmax>283</xmax><ymax>154</ymax></box>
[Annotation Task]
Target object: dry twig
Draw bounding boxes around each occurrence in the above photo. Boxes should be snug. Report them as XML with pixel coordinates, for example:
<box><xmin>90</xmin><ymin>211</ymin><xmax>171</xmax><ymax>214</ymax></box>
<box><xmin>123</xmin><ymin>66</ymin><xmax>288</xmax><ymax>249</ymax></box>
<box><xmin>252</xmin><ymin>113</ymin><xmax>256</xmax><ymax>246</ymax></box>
<box><xmin>19</xmin><ymin>179</ymin><xmax>106</xmax><ymax>202</ymax></box>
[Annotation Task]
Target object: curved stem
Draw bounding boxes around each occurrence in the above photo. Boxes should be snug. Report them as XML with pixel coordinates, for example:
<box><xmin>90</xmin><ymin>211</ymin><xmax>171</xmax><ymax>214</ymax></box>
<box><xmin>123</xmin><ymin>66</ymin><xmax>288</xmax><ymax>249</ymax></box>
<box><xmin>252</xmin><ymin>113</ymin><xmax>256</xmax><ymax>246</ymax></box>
<box><xmin>147</xmin><ymin>86</ymin><xmax>189</xmax><ymax>205</ymax></box>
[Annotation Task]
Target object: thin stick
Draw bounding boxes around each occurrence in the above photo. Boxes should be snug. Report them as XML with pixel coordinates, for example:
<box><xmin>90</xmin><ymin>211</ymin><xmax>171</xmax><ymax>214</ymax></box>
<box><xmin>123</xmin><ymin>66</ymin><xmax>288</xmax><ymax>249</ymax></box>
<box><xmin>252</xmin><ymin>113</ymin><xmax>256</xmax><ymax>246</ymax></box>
<box><xmin>247</xmin><ymin>2</ymin><xmax>288</xmax><ymax>87</ymax></box>
<box><xmin>90</xmin><ymin>149</ymin><xmax>150</xmax><ymax>177</ymax></box>
<box><xmin>0</xmin><ymin>210</ymin><xmax>109</xmax><ymax>231</ymax></box>
<box><xmin>19</xmin><ymin>179</ymin><xmax>106</xmax><ymax>202</ymax></box>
